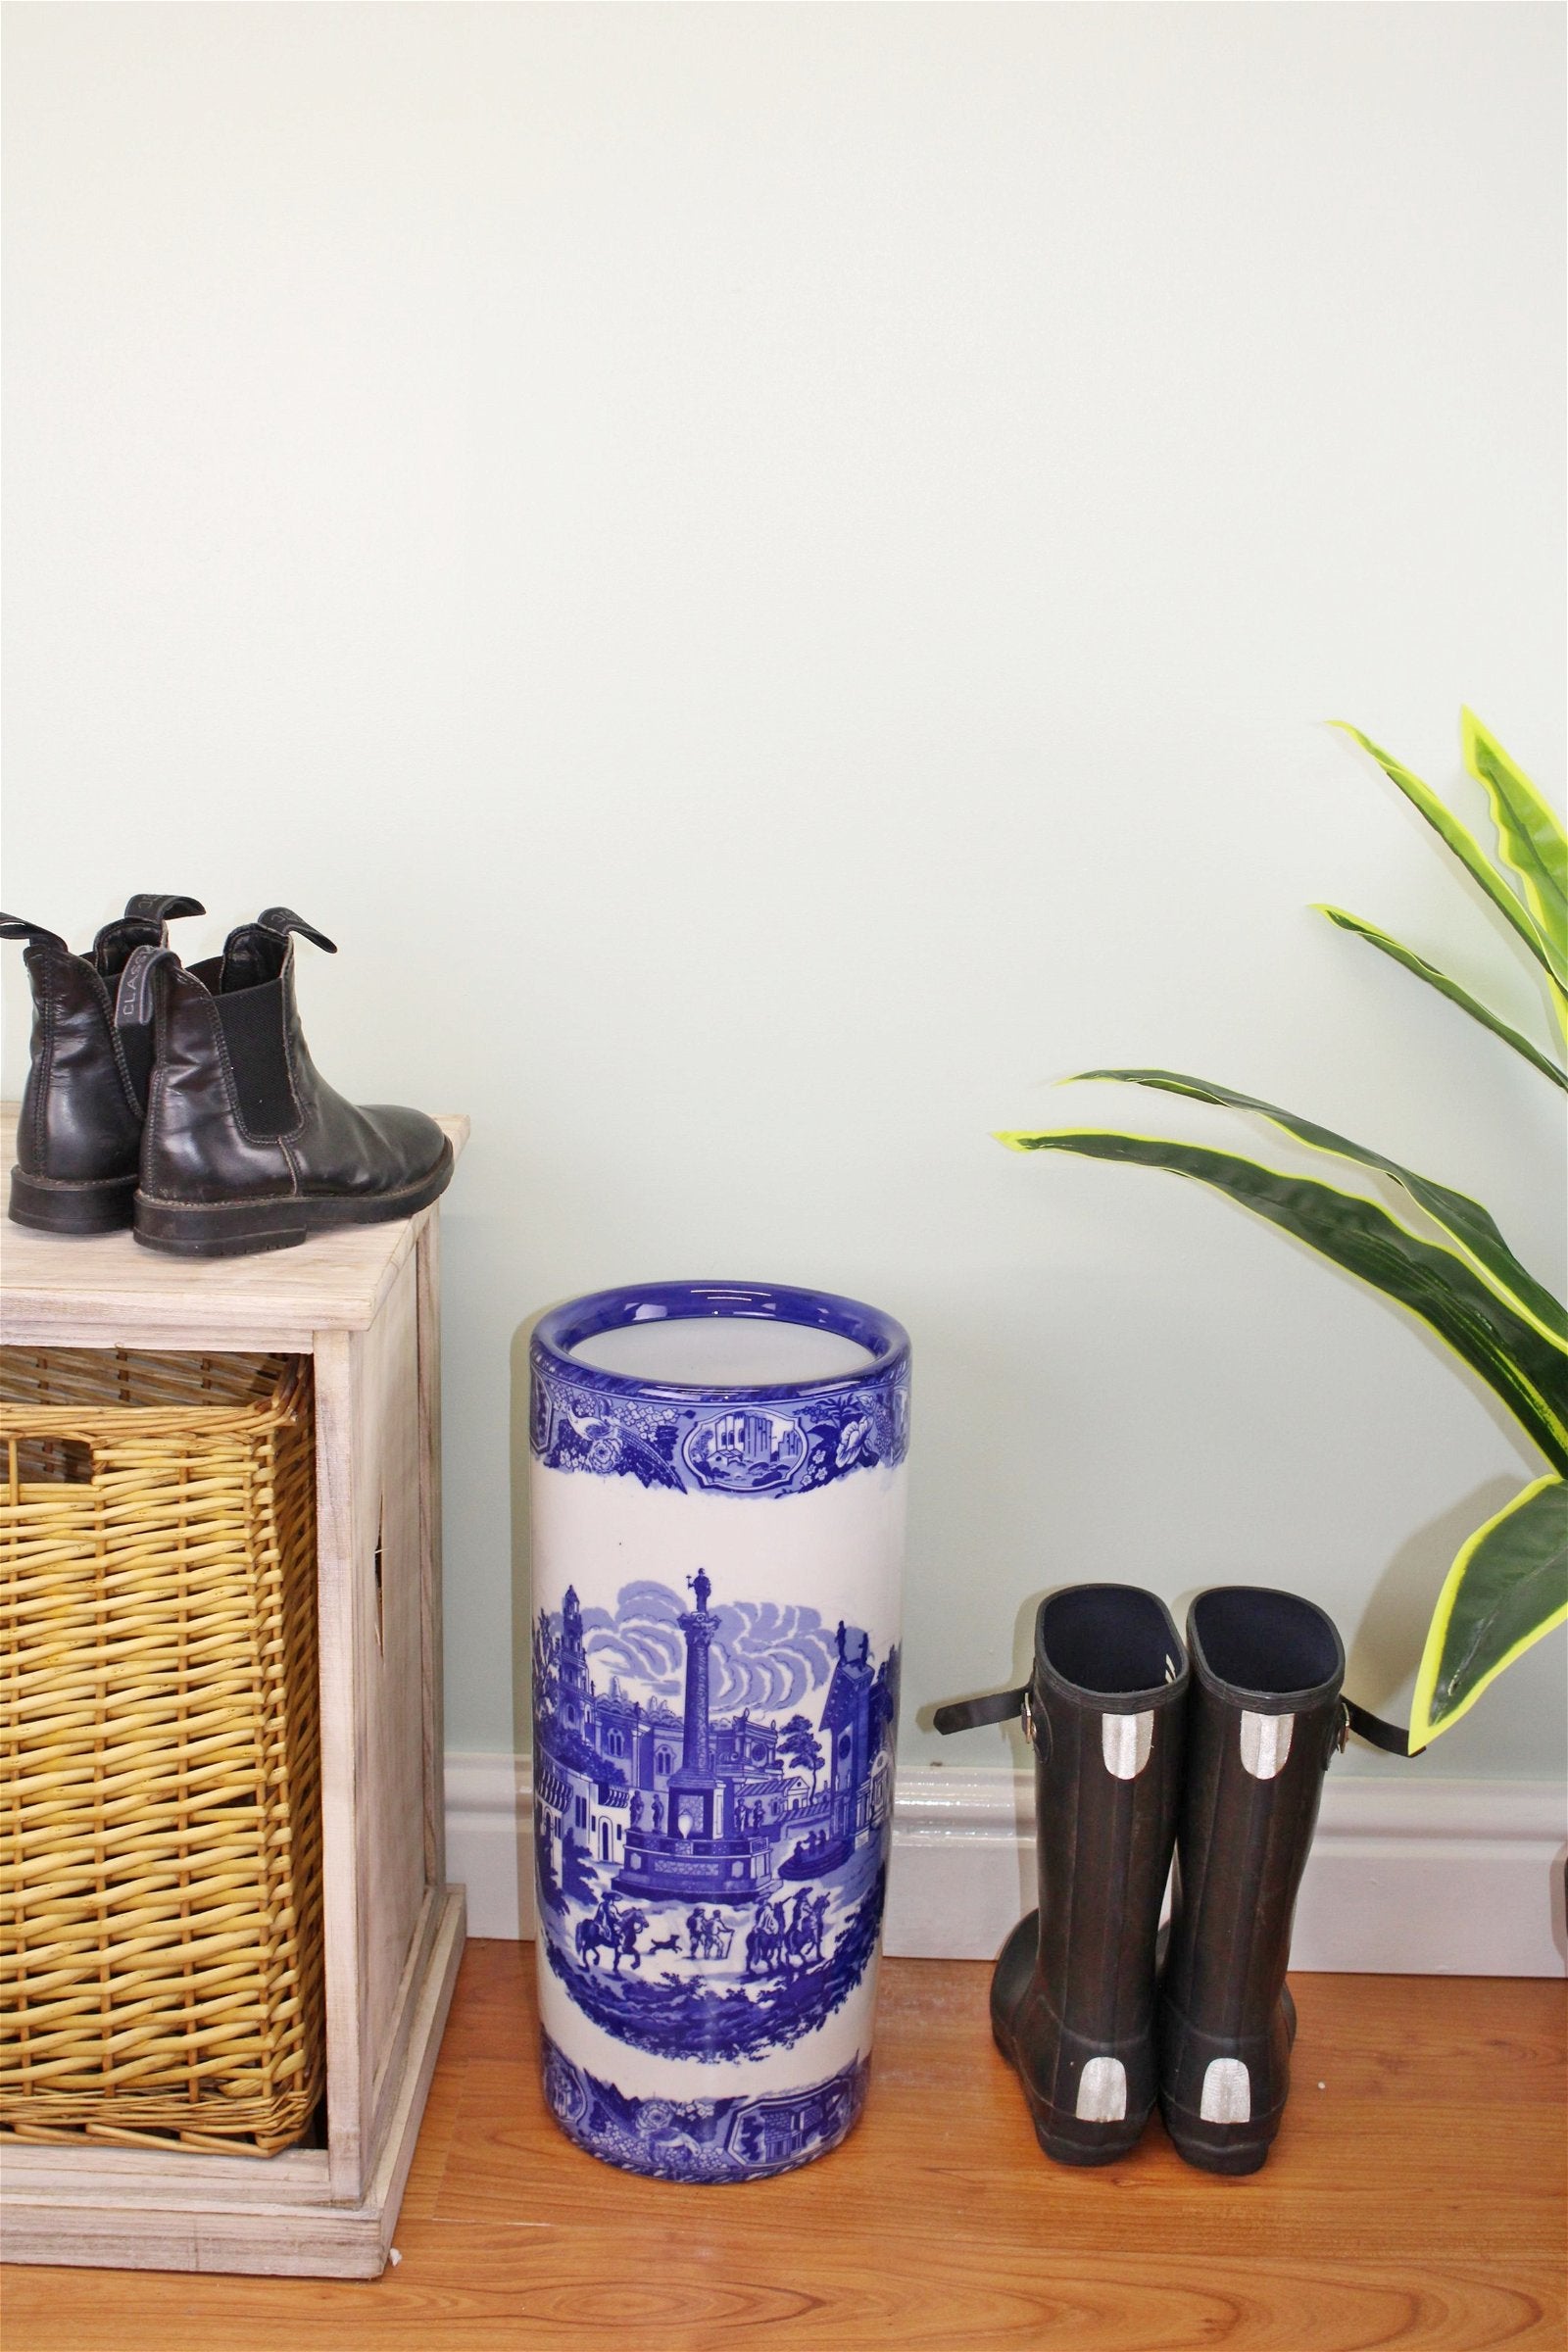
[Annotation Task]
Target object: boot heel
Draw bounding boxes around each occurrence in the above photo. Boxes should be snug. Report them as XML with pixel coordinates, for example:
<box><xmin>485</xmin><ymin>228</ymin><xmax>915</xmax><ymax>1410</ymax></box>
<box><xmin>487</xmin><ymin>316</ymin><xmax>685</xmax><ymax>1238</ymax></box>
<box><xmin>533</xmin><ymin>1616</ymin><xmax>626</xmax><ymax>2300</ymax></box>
<box><xmin>1160</xmin><ymin>2113</ymin><xmax>1276</xmax><ymax>2175</ymax></box>
<box><xmin>9</xmin><ymin>1166</ymin><xmax>136</xmax><ymax>1236</ymax></box>
<box><xmin>133</xmin><ymin>1194</ymin><xmax>309</xmax><ymax>1257</ymax></box>
<box><xmin>1039</xmin><ymin>2128</ymin><xmax>1146</xmax><ymax>2167</ymax></box>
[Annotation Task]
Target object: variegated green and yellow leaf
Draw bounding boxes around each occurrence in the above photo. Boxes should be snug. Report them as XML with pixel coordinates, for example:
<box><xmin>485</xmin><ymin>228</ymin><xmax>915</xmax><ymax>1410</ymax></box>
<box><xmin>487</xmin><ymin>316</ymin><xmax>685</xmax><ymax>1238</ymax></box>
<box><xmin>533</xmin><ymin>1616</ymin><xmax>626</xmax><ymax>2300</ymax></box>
<box><xmin>1460</xmin><ymin>710</ymin><xmax>1568</xmax><ymax>963</ymax></box>
<box><xmin>1333</xmin><ymin>721</ymin><xmax>1568</xmax><ymax>996</ymax></box>
<box><xmin>1069</xmin><ymin>1068</ymin><xmax>1568</xmax><ymax>1350</ymax></box>
<box><xmin>998</xmin><ymin>1127</ymin><xmax>1568</xmax><ymax>1474</ymax></box>
<box><xmin>1314</xmin><ymin>905</ymin><xmax>1568</xmax><ymax>1092</ymax></box>
<box><xmin>1410</xmin><ymin>1474</ymin><xmax>1568</xmax><ymax>1747</ymax></box>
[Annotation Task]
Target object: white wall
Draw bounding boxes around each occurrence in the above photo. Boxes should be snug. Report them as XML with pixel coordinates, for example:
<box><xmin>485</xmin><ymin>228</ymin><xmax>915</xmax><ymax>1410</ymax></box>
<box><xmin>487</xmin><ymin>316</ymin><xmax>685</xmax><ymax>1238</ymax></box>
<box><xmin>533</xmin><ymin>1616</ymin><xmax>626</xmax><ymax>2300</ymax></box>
<box><xmin>5</xmin><ymin>3</ymin><xmax>1564</xmax><ymax>1790</ymax></box>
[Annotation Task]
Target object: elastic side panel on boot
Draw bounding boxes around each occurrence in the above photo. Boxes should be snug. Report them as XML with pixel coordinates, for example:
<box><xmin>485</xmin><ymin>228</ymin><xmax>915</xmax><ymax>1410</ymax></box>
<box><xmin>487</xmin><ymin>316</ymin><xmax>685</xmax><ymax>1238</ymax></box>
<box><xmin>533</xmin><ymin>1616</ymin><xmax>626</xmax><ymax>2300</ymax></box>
<box><xmin>1200</xmin><ymin>2059</ymin><xmax>1251</xmax><ymax>2124</ymax></box>
<box><xmin>1239</xmin><ymin>1711</ymin><xmax>1295</xmax><ymax>1779</ymax></box>
<box><xmin>1101</xmin><ymin>1711</ymin><xmax>1153</xmax><ymax>1779</ymax></box>
<box><xmin>118</xmin><ymin>1016</ymin><xmax>156</xmax><ymax>1113</ymax></box>
<box><xmin>215</xmin><ymin>982</ymin><xmax>298</xmax><ymax>1139</ymax></box>
<box><xmin>1074</xmin><ymin>2057</ymin><xmax>1128</xmax><ymax>2122</ymax></box>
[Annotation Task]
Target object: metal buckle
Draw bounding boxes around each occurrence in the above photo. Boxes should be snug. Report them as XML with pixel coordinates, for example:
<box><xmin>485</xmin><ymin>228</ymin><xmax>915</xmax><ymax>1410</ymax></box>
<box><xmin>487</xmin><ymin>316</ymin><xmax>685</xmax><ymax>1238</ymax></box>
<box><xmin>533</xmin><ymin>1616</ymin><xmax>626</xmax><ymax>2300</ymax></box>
<box><xmin>1020</xmin><ymin>1689</ymin><xmax>1037</xmax><ymax>1748</ymax></box>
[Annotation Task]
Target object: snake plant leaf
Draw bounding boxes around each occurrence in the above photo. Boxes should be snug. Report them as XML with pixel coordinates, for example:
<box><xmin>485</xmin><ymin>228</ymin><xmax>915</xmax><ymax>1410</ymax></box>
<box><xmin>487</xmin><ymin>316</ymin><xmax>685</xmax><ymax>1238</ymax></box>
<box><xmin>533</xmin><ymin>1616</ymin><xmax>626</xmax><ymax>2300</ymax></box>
<box><xmin>1461</xmin><ymin>712</ymin><xmax>1568</xmax><ymax>1052</ymax></box>
<box><xmin>1071</xmin><ymin>1069</ymin><xmax>1568</xmax><ymax>1351</ymax></box>
<box><xmin>1410</xmin><ymin>1474</ymin><xmax>1568</xmax><ymax>1746</ymax></box>
<box><xmin>1460</xmin><ymin>710</ymin><xmax>1568</xmax><ymax>961</ymax></box>
<box><xmin>1333</xmin><ymin>722</ymin><xmax>1568</xmax><ymax>996</ymax></box>
<box><xmin>1314</xmin><ymin>906</ymin><xmax>1568</xmax><ymax>1092</ymax></box>
<box><xmin>998</xmin><ymin>1128</ymin><xmax>1568</xmax><ymax>1474</ymax></box>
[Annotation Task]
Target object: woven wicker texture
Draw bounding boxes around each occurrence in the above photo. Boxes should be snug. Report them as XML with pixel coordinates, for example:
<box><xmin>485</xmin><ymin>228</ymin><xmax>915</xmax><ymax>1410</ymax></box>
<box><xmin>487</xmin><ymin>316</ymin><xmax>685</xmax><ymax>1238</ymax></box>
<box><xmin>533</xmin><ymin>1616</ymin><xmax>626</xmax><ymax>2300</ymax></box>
<box><xmin>0</xmin><ymin>1348</ymin><xmax>323</xmax><ymax>2154</ymax></box>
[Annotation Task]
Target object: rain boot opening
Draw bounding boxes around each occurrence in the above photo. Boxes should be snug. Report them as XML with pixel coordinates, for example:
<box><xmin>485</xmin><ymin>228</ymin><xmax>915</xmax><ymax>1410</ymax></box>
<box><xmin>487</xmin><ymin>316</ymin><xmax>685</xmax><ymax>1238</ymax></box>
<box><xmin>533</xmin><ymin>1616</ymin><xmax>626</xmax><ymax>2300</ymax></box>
<box><xmin>1192</xmin><ymin>1587</ymin><xmax>1341</xmax><ymax>1695</ymax></box>
<box><xmin>1038</xmin><ymin>1586</ymin><xmax>1179</xmax><ymax>1695</ymax></box>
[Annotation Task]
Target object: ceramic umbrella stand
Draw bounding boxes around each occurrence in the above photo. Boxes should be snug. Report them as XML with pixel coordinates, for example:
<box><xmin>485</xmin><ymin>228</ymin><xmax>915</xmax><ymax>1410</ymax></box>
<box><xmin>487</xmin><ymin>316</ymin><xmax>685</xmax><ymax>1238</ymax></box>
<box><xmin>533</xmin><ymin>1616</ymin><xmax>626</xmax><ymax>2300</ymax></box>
<box><xmin>528</xmin><ymin>1281</ymin><xmax>909</xmax><ymax>2181</ymax></box>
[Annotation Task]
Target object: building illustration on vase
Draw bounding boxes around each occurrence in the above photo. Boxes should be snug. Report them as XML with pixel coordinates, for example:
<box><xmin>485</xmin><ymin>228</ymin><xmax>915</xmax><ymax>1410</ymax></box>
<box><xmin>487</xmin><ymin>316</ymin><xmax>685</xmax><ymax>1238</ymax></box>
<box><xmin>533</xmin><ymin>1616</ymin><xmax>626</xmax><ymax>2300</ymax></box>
<box><xmin>680</xmin><ymin>1409</ymin><xmax>809</xmax><ymax>1494</ymax></box>
<box><xmin>533</xmin><ymin>1566</ymin><xmax>898</xmax><ymax>2056</ymax></box>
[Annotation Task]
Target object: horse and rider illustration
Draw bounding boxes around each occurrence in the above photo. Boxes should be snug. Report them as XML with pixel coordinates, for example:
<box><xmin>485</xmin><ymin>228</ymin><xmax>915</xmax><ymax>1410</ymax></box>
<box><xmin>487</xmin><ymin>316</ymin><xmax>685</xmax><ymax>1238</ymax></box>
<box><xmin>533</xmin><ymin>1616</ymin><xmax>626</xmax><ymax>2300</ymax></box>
<box><xmin>550</xmin><ymin>1859</ymin><xmax>887</xmax><ymax>2065</ymax></box>
<box><xmin>745</xmin><ymin>1888</ymin><xmax>830</xmax><ymax>1978</ymax></box>
<box><xmin>573</xmin><ymin>1883</ymin><xmax>831</xmax><ymax>1983</ymax></box>
<box><xmin>575</xmin><ymin>1889</ymin><xmax>649</xmax><ymax>1976</ymax></box>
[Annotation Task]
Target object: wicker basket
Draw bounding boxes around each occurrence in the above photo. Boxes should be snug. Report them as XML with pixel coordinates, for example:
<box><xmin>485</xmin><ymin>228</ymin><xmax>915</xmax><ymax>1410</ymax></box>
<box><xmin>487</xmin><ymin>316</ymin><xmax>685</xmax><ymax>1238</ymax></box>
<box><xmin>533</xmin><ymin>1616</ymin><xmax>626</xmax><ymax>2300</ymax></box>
<box><xmin>0</xmin><ymin>1348</ymin><xmax>323</xmax><ymax>2155</ymax></box>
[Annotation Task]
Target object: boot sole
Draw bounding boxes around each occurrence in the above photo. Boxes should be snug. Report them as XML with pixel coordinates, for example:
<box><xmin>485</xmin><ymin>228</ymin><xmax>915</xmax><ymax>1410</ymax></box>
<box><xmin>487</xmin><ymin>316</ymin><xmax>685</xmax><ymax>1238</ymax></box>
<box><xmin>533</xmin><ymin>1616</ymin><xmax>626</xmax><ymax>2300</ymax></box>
<box><xmin>1159</xmin><ymin>2123</ymin><xmax>1277</xmax><ymax>2175</ymax></box>
<box><xmin>992</xmin><ymin>2018</ymin><xmax>1150</xmax><ymax>2166</ymax></box>
<box><xmin>992</xmin><ymin>1919</ymin><xmax>1151</xmax><ymax>2168</ymax></box>
<box><xmin>9</xmin><ymin>1165</ymin><xmax>137</xmax><ymax>1236</ymax></box>
<box><xmin>1159</xmin><ymin>1984</ymin><xmax>1298</xmax><ymax>2177</ymax></box>
<box><xmin>131</xmin><ymin>1142</ymin><xmax>456</xmax><ymax>1258</ymax></box>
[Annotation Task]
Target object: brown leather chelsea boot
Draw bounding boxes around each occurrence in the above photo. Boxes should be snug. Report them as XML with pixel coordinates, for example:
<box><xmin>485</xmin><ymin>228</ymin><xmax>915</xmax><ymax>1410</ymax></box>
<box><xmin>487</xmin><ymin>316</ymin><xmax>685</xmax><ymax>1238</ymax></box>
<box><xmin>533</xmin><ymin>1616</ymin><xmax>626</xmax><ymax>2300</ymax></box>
<box><xmin>118</xmin><ymin>906</ymin><xmax>454</xmax><ymax>1257</ymax></box>
<box><xmin>3</xmin><ymin>894</ymin><xmax>205</xmax><ymax>1235</ymax></box>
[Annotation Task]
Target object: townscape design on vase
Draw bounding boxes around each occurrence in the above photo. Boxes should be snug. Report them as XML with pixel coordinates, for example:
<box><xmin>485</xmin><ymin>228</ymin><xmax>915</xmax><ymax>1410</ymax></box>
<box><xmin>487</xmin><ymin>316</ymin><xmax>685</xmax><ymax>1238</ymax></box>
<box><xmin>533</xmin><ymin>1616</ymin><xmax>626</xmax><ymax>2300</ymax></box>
<box><xmin>530</xmin><ymin>1352</ymin><xmax>909</xmax><ymax>1498</ymax></box>
<box><xmin>533</xmin><ymin>1568</ymin><xmax>899</xmax><ymax>2063</ymax></box>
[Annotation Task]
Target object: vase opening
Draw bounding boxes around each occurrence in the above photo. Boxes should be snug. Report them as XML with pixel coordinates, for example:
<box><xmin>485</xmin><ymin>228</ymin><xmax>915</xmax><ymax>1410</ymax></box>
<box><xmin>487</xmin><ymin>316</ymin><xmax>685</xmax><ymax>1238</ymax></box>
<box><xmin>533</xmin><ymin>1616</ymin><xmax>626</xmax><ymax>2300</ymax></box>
<box><xmin>537</xmin><ymin>1280</ymin><xmax>906</xmax><ymax>1395</ymax></box>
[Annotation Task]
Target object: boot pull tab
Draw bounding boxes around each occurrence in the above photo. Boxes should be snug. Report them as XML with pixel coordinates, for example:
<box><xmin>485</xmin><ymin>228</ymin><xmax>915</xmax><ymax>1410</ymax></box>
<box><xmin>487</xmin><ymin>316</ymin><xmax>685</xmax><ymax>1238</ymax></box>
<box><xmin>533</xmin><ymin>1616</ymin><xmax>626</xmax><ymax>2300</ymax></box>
<box><xmin>95</xmin><ymin>896</ymin><xmax>207</xmax><ymax>972</ymax></box>
<box><xmin>932</xmin><ymin>1682</ymin><xmax>1049</xmax><ymax>1757</ymax></box>
<box><xmin>115</xmin><ymin>944</ymin><xmax>181</xmax><ymax>1031</ymax></box>
<box><xmin>122</xmin><ymin>894</ymin><xmax>205</xmax><ymax>926</ymax></box>
<box><xmin>0</xmin><ymin>913</ymin><xmax>67</xmax><ymax>953</ymax></box>
<box><xmin>1334</xmin><ymin>1696</ymin><xmax>1420</xmax><ymax>1761</ymax></box>
<box><xmin>257</xmin><ymin>907</ymin><xmax>337</xmax><ymax>955</ymax></box>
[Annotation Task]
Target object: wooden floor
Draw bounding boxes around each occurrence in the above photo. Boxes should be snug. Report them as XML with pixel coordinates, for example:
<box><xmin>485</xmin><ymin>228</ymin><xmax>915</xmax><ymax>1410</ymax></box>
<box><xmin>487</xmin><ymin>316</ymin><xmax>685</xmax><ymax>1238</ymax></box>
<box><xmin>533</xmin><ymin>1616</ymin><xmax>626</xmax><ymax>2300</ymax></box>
<box><xmin>4</xmin><ymin>1943</ymin><xmax>1563</xmax><ymax>2350</ymax></box>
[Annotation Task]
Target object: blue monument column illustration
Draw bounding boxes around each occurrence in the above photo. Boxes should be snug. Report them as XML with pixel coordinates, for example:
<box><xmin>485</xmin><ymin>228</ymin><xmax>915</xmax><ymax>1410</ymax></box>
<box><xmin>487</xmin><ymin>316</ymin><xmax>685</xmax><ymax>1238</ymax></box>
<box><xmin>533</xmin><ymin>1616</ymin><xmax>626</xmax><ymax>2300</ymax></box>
<box><xmin>669</xmin><ymin>1566</ymin><xmax>723</xmax><ymax>1837</ymax></box>
<box><xmin>528</xmin><ymin>1280</ymin><xmax>910</xmax><ymax>2182</ymax></box>
<box><xmin>612</xmin><ymin>1567</ymin><xmax>777</xmax><ymax>1904</ymax></box>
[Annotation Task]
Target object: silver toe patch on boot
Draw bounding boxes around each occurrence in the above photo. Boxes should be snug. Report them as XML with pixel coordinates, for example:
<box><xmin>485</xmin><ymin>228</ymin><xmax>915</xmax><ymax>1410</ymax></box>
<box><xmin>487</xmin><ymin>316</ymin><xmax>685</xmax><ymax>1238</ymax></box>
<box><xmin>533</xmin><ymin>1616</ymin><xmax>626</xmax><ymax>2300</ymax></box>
<box><xmin>1239</xmin><ymin>1710</ymin><xmax>1294</xmax><ymax>1778</ymax></box>
<box><xmin>1075</xmin><ymin>2056</ymin><xmax>1128</xmax><ymax>2122</ymax></box>
<box><xmin>1101</xmin><ymin>1711</ymin><xmax>1153</xmax><ymax>1779</ymax></box>
<box><xmin>1200</xmin><ymin>2058</ymin><xmax>1251</xmax><ymax>2123</ymax></box>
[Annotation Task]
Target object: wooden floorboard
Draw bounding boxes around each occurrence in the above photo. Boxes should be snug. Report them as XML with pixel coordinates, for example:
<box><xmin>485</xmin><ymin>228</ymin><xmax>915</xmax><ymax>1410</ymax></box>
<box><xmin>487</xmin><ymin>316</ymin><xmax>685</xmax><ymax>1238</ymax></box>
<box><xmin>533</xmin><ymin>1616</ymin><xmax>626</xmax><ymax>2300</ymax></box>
<box><xmin>5</xmin><ymin>1940</ymin><xmax>1563</xmax><ymax>2350</ymax></box>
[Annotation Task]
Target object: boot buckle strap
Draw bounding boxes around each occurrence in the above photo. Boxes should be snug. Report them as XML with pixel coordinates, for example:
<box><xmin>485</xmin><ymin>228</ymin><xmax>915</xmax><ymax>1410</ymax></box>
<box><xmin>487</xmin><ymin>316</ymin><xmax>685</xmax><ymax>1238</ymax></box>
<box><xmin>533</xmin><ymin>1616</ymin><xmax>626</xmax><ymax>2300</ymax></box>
<box><xmin>931</xmin><ymin>1683</ymin><xmax>1030</xmax><ymax>1737</ymax></box>
<box><xmin>1338</xmin><ymin>1696</ymin><xmax>1418</xmax><ymax>1758</ymax></box>
<box><xmin>931</xmin><ymin>1680</ymin><xmax>1050</xmax><ymax>1759</ymax></box>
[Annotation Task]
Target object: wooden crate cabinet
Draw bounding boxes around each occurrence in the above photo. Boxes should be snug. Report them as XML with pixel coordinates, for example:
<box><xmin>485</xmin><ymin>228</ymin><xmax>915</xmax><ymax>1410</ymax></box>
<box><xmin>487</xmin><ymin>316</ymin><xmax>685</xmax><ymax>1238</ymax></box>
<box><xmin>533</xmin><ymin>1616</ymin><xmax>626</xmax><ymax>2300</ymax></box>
<box><xmin>0</xmin><ymin>1110</ymin><xmax>469</xmax><ymax>2278</ymax></box>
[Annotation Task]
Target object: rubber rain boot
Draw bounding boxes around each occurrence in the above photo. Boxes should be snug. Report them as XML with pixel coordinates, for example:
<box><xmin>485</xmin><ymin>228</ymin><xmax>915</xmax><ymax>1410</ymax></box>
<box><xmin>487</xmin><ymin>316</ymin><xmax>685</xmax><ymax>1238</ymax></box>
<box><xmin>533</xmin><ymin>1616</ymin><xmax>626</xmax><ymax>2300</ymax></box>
<box><xmin>1158</xmin><ymin>1584</ymin><xmax>1345</xmax><ymax>2175</ymax></box>
<box><xmin>991</xmin><ymin>1585</ymin><xmax>1188</xmax><ymax>2164</ymax></box>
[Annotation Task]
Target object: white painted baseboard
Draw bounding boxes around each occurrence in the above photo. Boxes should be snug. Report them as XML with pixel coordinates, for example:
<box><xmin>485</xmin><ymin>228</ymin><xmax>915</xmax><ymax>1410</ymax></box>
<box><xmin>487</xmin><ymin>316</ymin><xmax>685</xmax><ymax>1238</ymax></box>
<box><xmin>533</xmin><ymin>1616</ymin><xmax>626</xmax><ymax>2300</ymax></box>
<box><xmin>445</xmin><ymin>1753</ymin><xmax>1567</xmax><ymax>1977</ymax></box>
